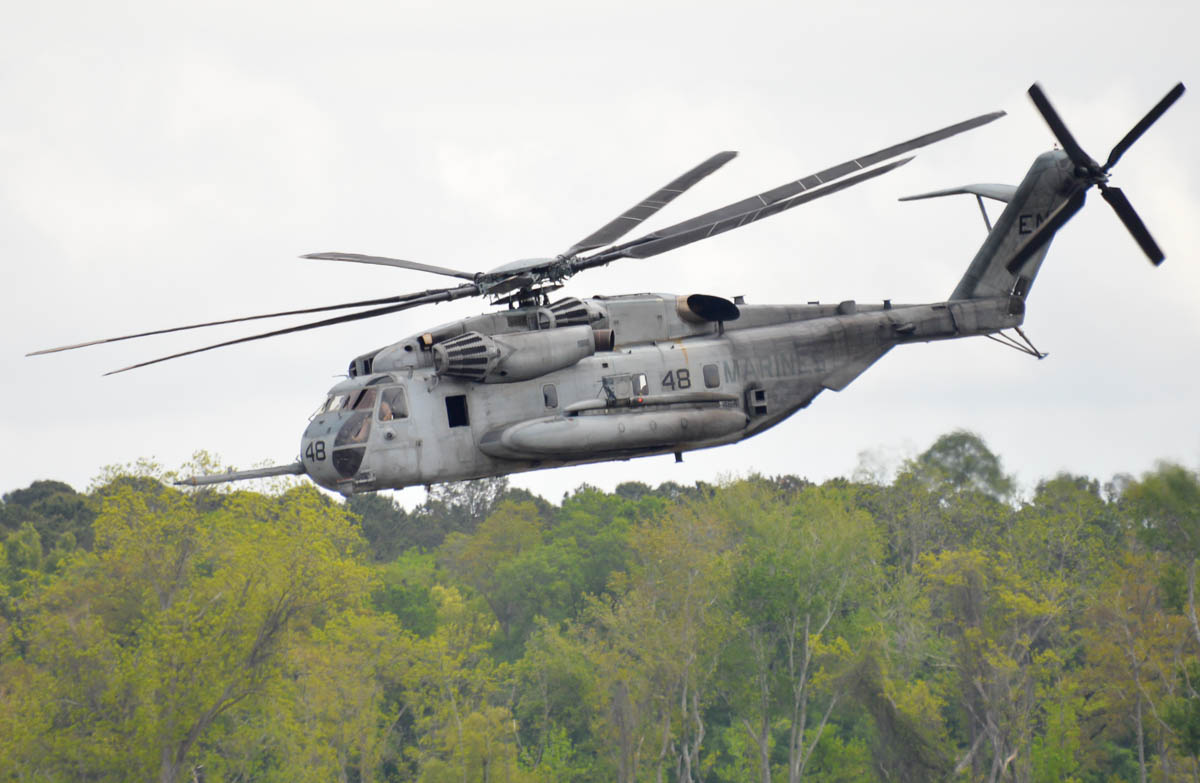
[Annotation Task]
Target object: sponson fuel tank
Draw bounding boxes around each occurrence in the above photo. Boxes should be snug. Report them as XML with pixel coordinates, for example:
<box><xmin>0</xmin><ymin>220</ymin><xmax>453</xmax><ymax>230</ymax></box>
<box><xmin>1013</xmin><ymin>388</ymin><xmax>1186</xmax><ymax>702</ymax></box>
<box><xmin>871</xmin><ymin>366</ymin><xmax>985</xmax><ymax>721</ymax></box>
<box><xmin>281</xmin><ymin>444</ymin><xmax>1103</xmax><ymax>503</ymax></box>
<box><xmin>479</xmin><ymin>405</ymin><xmax>748</xmax><ymax>460</ymax></box>
<box><xmin>433</xmin><ymin>324</ymin><xmax>600</xmax><ymax>383</ymax></box>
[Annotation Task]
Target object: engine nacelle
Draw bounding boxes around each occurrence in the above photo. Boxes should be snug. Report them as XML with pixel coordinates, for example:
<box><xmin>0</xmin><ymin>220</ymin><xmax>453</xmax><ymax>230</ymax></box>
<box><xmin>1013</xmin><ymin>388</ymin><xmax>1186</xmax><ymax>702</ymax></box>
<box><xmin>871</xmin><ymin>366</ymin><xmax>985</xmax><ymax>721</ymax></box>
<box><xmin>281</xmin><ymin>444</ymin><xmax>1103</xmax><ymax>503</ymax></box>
<box><xmin>536</xmin><ymin>297</ymin><xmax>608</xmax><ymax>329</ymax></box>
<box><xmin>433</xmin><ymin>324</ymin><xmax>597</xmax><ymax>383</ymax></box>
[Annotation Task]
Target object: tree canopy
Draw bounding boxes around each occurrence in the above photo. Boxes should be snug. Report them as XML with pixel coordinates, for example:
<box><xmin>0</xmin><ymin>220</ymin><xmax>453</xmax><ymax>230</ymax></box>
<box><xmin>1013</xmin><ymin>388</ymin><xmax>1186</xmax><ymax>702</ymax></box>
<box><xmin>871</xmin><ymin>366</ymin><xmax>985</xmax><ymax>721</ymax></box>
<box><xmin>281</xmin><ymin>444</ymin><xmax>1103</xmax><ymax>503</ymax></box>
<box><xmin>1</xmin><ymin>437</ymin><xmax>1198</xmax><ymax>782</ymax></box>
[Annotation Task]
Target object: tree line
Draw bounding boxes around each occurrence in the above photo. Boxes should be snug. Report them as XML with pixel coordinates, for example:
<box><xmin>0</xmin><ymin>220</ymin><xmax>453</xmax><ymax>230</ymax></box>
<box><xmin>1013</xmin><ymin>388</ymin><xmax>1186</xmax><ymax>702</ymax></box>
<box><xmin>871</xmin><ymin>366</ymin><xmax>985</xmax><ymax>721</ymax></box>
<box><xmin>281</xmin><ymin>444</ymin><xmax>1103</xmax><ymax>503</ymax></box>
<box><xmin>1</xmin><ymin>432</ymin><xmax>1198</xmax><ymax>782</ymax></box>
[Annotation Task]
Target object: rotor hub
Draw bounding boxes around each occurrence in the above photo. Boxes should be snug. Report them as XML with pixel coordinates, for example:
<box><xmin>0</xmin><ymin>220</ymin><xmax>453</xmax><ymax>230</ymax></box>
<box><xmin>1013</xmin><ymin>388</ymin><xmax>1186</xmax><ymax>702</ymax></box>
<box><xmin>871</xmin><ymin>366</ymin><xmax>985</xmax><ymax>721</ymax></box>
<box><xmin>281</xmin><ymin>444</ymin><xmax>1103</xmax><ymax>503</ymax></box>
<box><xmin>1008</xmin><ymin>81</ymin><xmax>1185</xmax><ymax>272</ymax></box>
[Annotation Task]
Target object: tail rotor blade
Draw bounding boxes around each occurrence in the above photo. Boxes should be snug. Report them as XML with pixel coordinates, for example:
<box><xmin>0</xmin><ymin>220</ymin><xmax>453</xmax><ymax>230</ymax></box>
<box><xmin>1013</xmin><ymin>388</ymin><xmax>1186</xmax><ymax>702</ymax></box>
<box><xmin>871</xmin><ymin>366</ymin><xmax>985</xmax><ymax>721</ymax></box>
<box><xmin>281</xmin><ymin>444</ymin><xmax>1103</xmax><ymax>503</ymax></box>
<box><xmin>1005</xmin><ymin>189</ymin><xmax>1088</xmax><ymax>274</ymax></box>
<box><xmin>1100</xmin><ymin>186</ymin><xmax>1165</xmax><ymax>265</ymax></box>
<box><xmin>1104</xmin><ymin>82</ymin><xmax>1186</xmax><ymax>171</ymax></box>
<box><xmin>1028</xmin><ymin>83</ymin><xmax>1096</xmax><ymax>169</ymax></box>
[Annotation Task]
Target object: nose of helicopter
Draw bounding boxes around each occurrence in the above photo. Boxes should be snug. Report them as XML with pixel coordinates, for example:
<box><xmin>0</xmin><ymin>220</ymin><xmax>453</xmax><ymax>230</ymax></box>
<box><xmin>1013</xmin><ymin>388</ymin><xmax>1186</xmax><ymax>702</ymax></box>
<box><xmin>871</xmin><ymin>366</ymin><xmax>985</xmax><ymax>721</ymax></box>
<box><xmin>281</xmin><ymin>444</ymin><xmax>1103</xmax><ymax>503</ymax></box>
<box><xmin>301</xmin><ymin>412</ymin><xmax>348</xmax><ymax>491</ymax></box>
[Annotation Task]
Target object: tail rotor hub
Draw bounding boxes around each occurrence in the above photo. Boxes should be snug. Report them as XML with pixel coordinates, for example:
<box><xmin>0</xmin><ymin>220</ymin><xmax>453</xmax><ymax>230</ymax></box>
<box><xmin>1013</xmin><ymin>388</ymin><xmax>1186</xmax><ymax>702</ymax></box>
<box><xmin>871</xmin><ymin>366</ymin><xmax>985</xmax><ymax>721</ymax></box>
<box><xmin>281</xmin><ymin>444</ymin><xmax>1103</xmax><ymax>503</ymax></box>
<box><xmin>1027</xmin><ymin>81</ymin><xmax>1185</xmax><ymax>267</ymax></box>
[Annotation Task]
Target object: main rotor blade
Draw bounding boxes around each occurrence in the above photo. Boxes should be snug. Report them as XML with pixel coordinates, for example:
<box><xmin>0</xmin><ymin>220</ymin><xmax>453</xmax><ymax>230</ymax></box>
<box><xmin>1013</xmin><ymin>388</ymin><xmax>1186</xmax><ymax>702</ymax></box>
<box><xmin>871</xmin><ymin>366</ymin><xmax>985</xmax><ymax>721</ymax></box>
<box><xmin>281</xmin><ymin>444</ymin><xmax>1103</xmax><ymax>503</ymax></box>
<box><xmin>26</xmin><ymin>290</ymin><xmax>448</xmax><ymax>357</ymax></box>
<box><xmin>1100</xmin><ymin>185</ymin><xmax>1165</xmax><ymax>265</ymax></box>
<box><xmin>600</xmin><ymin>111</ymin><xmax>1005</xmax><ymax>251</ymax></box>
<box><xmin>302</xmin><ymin>252</ymin><xmax>479</xmax><ymax>281</ymax></box>
<box><xmin>1028</xmin><ymin>83</ymin><xmax>1096</xmax><ymax>170</ymax></box>
<box><xmin>583</xmin><ymin>157</ymin><xmax>913</xmax><ymax>265</ymax></box>
<box><xmin>1005</xmin><ymin>189</ymin><xmax>1088</xmax><ymax>274</ymax></box>
<box><xmin>1103</xmin><ymin>82</ymin><xmax>1186</xmax><ymax>171</ymax></box>
<box><xmin>562</xmin><ymin>151</ymin><xmax>738</xmax><ymax>257</ymax></box>
<box><xmin>103</xmin><ymin>284</ymin><xmax>480</xmax><ymax>375</ymax></box>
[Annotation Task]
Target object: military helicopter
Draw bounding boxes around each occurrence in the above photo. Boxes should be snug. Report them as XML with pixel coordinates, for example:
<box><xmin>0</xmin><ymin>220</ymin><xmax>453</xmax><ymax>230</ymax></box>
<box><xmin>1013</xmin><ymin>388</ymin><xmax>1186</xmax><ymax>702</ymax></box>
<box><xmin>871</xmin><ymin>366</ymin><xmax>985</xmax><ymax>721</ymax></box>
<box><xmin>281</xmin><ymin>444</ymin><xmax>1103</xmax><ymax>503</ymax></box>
<box><xmin>29</xmin><ymin>83</ymin><xmax>1184</xmax><ymax>496</ymax></box>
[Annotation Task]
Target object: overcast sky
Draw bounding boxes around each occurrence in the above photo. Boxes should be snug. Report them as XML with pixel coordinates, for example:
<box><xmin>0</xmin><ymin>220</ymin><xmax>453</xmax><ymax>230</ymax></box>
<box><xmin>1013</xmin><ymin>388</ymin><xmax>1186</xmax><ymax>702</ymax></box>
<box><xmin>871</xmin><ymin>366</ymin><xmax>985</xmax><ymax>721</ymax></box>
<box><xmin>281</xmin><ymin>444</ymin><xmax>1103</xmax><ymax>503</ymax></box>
<box><xmin>3</xmin><ymin>0</ymin><xmax>1197</xmax><ymax>505</ymax></box>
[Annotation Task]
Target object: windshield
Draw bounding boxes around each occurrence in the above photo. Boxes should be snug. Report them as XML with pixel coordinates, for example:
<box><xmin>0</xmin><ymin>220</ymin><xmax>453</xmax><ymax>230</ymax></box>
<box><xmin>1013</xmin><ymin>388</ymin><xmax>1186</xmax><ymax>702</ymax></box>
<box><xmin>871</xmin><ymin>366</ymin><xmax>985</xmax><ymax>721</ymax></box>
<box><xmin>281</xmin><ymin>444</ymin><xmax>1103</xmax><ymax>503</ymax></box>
<box><xmin>320</xmin><ymin>394</ymin><xmax>351</xmax><ymax>414</ymax></box>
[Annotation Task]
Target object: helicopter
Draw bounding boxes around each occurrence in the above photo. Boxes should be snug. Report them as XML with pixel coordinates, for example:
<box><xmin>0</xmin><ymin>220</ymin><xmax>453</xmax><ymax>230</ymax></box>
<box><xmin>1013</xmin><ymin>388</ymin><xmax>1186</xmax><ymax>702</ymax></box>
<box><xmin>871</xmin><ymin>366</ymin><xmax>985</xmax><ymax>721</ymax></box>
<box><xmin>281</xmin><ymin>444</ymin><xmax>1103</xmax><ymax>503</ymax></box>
<box><xmin>29</xmin><ymin>82</ymin><xmax>1185</xmax><ymax>496</ymax></box>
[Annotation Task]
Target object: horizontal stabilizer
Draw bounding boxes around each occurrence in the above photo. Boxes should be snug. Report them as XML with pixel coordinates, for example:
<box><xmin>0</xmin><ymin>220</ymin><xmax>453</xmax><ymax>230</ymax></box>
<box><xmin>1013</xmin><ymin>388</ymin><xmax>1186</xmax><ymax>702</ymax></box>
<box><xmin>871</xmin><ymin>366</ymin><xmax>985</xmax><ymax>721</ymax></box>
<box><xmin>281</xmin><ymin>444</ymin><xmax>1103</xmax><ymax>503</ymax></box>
<box><xmin>899</xmin><ymin>184</ymin><xmax>1016</xmax><ymax>203</ymax></box>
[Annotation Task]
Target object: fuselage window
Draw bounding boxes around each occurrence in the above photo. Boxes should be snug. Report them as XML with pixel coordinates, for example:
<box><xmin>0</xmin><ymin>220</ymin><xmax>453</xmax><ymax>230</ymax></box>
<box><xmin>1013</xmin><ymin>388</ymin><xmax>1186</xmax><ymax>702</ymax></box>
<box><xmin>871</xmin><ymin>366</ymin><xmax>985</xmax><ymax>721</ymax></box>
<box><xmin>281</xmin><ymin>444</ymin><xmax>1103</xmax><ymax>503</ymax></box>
<box><xmin>543</xmin><ymin>383</ymin><xmax>558</xmax><ymax>409</ymax></box>
<box><xmin>703</xmin><ymin>363</ymin><xmax>720</xmax><ymax>388</ymax></box>
<box><xmin>378</xmin><ymin>386</ymin><xmax>409</xmax><ymax>421</ymax></box>
<box><xmin>446</xmin><ymin>394</ymin><xmax>470</xmax><ymax>428</ymax></box>
<box><xmin>603</xmin><ymin>372</ymin><xmax>650</xmax><ymax>400</ymax></box>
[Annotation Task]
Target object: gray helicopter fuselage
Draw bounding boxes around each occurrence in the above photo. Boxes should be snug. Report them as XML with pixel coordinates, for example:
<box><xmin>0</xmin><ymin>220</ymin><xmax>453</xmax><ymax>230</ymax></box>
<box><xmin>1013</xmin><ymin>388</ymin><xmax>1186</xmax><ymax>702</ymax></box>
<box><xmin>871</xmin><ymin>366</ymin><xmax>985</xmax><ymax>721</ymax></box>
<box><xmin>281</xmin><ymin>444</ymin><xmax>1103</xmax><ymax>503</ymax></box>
<box><xmin>300</xmin><ymin>292</ymin><xmax>1023</xmax><ymax>495</ymax></box>
<box><xmin>291</xmin><ymin>139</ymin><xmax>1144</xmax><ymax>497</ymax></box>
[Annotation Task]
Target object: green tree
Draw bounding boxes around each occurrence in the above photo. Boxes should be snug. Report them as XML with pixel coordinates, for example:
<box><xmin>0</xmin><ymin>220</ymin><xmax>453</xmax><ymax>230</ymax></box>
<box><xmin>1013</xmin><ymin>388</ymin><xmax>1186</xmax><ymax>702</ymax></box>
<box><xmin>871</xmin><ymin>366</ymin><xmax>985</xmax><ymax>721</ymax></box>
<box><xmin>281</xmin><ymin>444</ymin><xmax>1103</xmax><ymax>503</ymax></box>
<box><xmin>401</xmin><ymin>585</ymin><xmax>531</xmax><ymax>782</ymax></box>
<box><xmin>283</xmin><ymin>610</ymin><xmax>414</xmax><ymax>782</ymax></box>
<box><xmin>0</xmin><ymin>482</ymin><xmax>373</xmax><ymax>783</ymax></box>
<box><xmin>1079</xmin><ymin>551</ymin><xmax>1193</xmax><ymax>783</ymax></box>
<box><xmin>374</xmin><ymin>549</ymin><xmax>440</xmax><ymax>637</ymax></box>
<box><xmin>1164</xmin><ymin>662</ymin><xmax>1200</xmax><ymax>777</ymax></box>
<box><xmin>1030</xmin><ymin>677</ymin><xmax>1084</xmax><ymax>783</ymax></box>
<box><xmin>859</xmin><ymin>470</ymin><xmax>947</xmax><ymax>573</ymax></box>
<box><xmin>837</xmin><ymin>644</ymin><xmax>954</xmax><ymax>780</ymax></box>
<box><xmin>419</xmin><ymin>477</ymin><xmax>512</xmax><ymax>544</ymax></box>
<box><xmin>1017</xmin><ymin>475</ymin><xmax>1119</xmax><ymax>574</ymax></box>
<box><xmin>1</xmin><ymin>479</ymin><xmax>95</xmax><ymax>551</ymax></box>
<box><xmin>574</xmin><ymin>492</ymin><xmax>736</xmax><ymax>783</ymax></box>
<box><xmin>912</xmin><ymin>430</ymin><xmax>1016</xmax><ymax>501</ymax></box>
<box><xmin>614</xmin><ymin>481</ymin><xmax>653</xmax><ymax>501</ymax></box>
<box><xmin>921</xmin><ymin>548</ymin><xmax>1065</xmax><ymax>782</ymax></box>
<box><xmin>348</xmin><ymin>492</ymin><xmax>413</xmax><ymax>562</ymax></box>
<box><xmin>440</xmin><ymin>500</ymin><xmax>576</xmax><ymax>655</ymax></box>
<box><xmin>1125</xmin><ymin>463</ymin><xmax>1200</xmax><ymax>649</ymax></box>
<box><xmin>723</xmin><ymin>483</ymin><xmax>882</xmax><ymax>783</ymax></box>
<box><xmin>514</xmin><ymin>621</ymin><xmax>601</xmax><ymax>780</ymax></box>
<box><xmin>547</xmin><ymin>487</ymin><xmax>637</xmax><ymax>599</ymax></box>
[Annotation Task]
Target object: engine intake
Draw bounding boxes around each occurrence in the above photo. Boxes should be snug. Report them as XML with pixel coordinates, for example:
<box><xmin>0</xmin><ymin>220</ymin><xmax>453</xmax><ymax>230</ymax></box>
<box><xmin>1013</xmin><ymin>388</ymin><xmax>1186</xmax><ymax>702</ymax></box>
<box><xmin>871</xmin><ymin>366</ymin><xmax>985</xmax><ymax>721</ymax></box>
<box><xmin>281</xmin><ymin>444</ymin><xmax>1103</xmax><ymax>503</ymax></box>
<box><xmin>432</xmin><ymin>332</ymin><xmax>497</xmax><ymax>382</ymax></box>
<box><xmin>536</xmin><ymin>297</ymin><xmax>607</xmax><ymax>329</ymax></box>
<box><xmin>433</xmin><ymin>325</ymin><xmax>597</xmax><ymax>383</ymax></box>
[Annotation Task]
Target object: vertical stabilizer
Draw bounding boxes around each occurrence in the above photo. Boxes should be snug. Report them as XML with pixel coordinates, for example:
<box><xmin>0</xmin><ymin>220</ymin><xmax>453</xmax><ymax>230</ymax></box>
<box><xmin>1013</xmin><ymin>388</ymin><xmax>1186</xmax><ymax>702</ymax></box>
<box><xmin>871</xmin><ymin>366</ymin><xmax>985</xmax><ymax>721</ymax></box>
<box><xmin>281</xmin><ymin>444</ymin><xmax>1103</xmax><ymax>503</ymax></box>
<box><xmin>949</xmin><ymin>81</ymin><xmax>1184</xmax><ymax>300</ymax></box>
<box><xmin>949</xmin><ymin>150</ymin><xmax>1075</xmax><ymax>301</ymax></box>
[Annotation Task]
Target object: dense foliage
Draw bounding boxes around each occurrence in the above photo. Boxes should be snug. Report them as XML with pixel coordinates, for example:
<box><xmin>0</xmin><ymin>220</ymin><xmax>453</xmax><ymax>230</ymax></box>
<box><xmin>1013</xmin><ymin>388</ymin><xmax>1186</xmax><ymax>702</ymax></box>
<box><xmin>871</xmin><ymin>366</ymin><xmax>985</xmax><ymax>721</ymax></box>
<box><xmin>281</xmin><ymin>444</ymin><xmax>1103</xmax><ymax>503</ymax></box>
<box><xmin>2</xmin><ymin>432</ymin><xmax>1198</xmax><ymax>782</ymax></box>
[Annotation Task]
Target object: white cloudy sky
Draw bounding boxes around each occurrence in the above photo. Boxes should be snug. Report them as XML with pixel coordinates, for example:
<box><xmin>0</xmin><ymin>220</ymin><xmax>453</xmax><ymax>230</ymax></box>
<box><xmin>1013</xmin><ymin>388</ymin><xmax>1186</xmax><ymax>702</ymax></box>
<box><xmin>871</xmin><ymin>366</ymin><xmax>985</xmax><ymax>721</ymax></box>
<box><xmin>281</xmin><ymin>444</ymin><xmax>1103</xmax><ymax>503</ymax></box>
<box><xmin>3</xmin><ymin>0</ymin><xmax>1197</xmax><ymax>505</ymax></box>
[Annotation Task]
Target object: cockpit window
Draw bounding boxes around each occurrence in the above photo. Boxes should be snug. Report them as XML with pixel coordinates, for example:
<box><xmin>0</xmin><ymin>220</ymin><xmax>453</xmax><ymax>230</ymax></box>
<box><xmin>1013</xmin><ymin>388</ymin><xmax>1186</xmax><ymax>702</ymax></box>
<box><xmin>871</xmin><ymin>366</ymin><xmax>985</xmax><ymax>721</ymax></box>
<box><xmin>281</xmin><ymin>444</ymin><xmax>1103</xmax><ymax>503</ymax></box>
<box><xmin>335</xmin><ymin>412</ymin><xmax>372</xmax><ymax>447</ymax></box>
<box><xmin>321</xmin><ymin>394</ymin><xmax>351</xmax><ymax>414</ymax></box>
<box><xmin>378</xmin><ymin>386</ymin><xmax>409</xmax><ymax>421</ymax></box>
<box><xmin>350</xmin><ymin>388</ymin><xmax>377</xmax><ymax>411</ymax></box>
